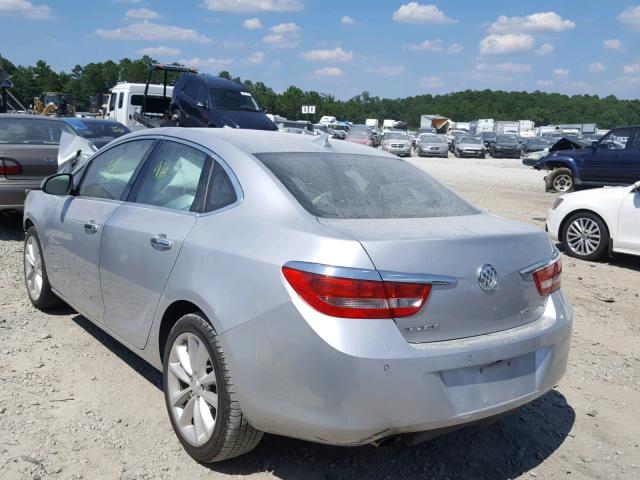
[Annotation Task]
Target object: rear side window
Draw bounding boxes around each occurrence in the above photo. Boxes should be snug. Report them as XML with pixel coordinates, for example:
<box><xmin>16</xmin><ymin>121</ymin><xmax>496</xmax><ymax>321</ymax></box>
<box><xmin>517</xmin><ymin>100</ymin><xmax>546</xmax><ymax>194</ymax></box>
<box><xmin>79</xmin><ymin>139</ymin><xmax>154</xmax><ymax>200</ymax></box>
<box><xmin>132</xmin><ymin>141</ymin><xmax>208</xmax><ymax>212</ymax></box>
<box><xmin>205</xmin><ymin>162</ymin><xmax>237</xmax><ymax>212</ymax></box>
<box><xmin>256</xmin><ymin>152</ymin><xmax>479</xmax><ymax>219</ymax></box>
<box><xmin>0</xmin><ymin>118</ymin><xmax>72</xmax><ymax>145</ymax></box>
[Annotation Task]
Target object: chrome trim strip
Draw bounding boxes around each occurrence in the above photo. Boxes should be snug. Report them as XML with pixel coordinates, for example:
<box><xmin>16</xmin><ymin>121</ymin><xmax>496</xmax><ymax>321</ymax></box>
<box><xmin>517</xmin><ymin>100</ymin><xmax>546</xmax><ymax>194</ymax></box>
<box><xmin>518</xmin><ymin>249</ymin><xmax>561</xmax><ymax>276</ymax></box>
<box><xmin>283</xmin><ymin>261</ymin><xmax>381</xmax><ymax>282</ymax></box>
<box><xmin>379</xmin><ymin>271</ymin><xmax>458</xmax><ymax>286</ymax></box>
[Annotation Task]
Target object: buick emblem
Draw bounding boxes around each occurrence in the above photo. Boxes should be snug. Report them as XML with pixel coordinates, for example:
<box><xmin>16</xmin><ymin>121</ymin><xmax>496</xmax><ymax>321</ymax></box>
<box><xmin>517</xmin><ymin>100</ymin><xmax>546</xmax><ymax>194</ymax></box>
<box><xmin>477</xmin><ymin>264</ymin><xmax>498</xmax><ymax>291</ymax></box>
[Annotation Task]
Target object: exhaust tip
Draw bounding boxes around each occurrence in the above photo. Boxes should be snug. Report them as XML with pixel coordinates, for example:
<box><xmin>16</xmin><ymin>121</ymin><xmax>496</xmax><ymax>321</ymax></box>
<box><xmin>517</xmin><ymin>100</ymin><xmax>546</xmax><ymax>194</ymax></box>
<box><xmin>370</xmin><ymin>435</ymin><xmax>401</xmax><ymax>448</ymax></box>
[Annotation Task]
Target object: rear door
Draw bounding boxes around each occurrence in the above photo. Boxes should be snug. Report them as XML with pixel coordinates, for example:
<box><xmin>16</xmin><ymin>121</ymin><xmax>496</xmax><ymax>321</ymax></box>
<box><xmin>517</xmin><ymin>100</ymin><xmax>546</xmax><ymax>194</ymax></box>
<box><xmin>100</xmin><ymin>140</ymin><xmax>210</xmax><ymax>348</ymax></box>
<box><xmin>616</xmin><ymin>187</ymin><xmax>640</xmax><ymax>253</ymax></box>
<box><xmin>44</xmin><ymin>138</ymin><xmax>155</xmax><ymax>321</ymax></box>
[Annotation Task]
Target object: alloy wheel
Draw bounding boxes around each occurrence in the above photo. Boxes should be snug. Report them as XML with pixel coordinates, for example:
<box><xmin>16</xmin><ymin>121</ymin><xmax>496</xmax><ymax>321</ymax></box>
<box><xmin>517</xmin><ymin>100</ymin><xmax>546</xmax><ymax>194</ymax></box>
<box><xmin>24</xmin><ymin>236</ymin><xmax>43</xmax><ymax>300</ymax></box>
<box><xmin>566</xmin><ymin>217</ymin><xmax>601</xmax><ymax>256</ymax></box>
<box><xmin>553</xmin><ymin>174</ymin><xmax>573</xmax><ymax>192</ymax></box>
<box><xmin>167</xmin><ymin>332</ymin><xmax>218</xmax><ymax>446</ymax></box>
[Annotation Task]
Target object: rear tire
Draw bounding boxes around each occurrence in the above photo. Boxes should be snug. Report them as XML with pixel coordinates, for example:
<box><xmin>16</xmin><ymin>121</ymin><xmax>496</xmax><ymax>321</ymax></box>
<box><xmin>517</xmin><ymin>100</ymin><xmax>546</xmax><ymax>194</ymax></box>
<box><xmin>163</xmin><ymin>313</ymin><xmax>263</xmax><ymax>462</ymax></box>
<box><xmin>546</xmin><ymin>168</ymin><xmax>574</xmax><ymax>193</ymax></box>
<box><xmin>24</xmin><ymin>226</ymin><xmax>62</xmax><ymax>311</ymax></box>
<box><xmin>561</xmin><ymin>212</ymin><xmax>608</xmax><ymax>261</ymax></box>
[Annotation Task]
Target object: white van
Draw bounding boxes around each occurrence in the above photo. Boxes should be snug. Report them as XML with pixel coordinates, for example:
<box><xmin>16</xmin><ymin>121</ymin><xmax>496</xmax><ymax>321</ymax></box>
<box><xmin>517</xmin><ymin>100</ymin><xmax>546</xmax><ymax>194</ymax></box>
<box><xmin>106</xmin><ymin>83</ymin><xmax>174</xmax><ymax>131</ymax></box>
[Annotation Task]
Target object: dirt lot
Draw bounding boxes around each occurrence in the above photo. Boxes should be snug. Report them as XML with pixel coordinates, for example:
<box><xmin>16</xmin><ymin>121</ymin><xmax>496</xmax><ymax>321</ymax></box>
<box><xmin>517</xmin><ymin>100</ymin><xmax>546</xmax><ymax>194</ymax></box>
<box><xmin>1</xmin><ymin>155</ymin><xmax>639</xmax><ymax>480</ymax></box>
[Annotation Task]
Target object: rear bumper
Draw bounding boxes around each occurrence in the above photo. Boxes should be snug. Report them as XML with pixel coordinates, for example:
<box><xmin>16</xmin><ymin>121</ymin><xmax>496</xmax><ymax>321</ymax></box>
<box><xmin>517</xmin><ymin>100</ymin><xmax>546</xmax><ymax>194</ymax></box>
<box><xmin>221</xmin><ymin>290</ymin><xmax>572</xmax><ymax>446</ymax></box>
<box><xmin>0</xmin><ymin>181</ymin><xmax>42</xmax><ymax>211</ymax></box>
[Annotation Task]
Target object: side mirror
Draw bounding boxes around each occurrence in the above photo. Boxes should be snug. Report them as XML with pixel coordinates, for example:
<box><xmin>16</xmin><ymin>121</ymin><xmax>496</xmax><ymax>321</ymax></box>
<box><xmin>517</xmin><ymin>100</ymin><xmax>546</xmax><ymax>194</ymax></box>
<box><xmin>196</xmin><ymin>101</ymin><xmax>208</xmax><ymax>110</ymax></box>
<box><xmin>633</xmin><ymin>180</ymin><xmax>640</xmax><ymax>192</ymax></box>
<box><xmin>42</xmin><ymin>173</ymin><xmax>73</xmax><ymax>196</ymax></box>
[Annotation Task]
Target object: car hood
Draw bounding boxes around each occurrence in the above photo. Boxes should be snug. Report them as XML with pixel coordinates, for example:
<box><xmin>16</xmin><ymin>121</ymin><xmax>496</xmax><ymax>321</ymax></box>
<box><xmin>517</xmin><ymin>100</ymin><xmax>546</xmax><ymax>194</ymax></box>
<box><xmin>215</xmin><ymin>109</ymin><xmax>278</xmax><ymax>131</ymax></box>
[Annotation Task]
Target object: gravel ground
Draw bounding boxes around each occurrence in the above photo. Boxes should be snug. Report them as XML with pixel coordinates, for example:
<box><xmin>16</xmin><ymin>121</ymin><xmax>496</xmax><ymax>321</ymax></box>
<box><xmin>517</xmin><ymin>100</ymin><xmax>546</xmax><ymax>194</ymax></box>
<box><xmin>1</xmin><ymin>153</ymin><xmax>639</xmax><ymax>480</ymax></box>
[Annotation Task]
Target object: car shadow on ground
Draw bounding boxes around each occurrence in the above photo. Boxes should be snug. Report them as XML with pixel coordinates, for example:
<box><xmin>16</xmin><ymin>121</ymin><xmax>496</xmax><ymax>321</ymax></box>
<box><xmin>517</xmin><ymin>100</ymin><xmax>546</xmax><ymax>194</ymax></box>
<box><xmin>556</xmin><ymin>243</ymin><xmax>640</xmax><ymax>273</ymax></box>
<box><xmin>0</xmin><ymin>212</ymin><xmax>24</xmax><ymax>241</ymax></box>
<box><xmin>70</xmin><ymin>314</ymin><xmax>575</xmax><ymax>480</ymax></box>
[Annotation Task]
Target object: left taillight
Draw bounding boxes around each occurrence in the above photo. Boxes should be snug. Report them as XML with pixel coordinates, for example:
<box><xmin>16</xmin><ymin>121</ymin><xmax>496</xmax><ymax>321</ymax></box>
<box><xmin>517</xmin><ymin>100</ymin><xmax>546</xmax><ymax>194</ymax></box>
<box><xmin>532</xmin><ymin>256</ymin><xmax>562</xmax><ymax>296</ymax></box>
<box><xmin>282</xmin><ymin>266</ymin><xmax>432</xmax><ymax>319</ymax></box>
<box><xmin>0</xmin><ymin>159</ymin><xmax>22</xmax><ymax>176</ymax></box>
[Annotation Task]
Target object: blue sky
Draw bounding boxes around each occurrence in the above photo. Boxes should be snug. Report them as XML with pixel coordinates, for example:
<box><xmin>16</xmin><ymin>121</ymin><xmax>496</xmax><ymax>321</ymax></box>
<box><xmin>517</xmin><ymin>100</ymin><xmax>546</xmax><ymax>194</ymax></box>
<box><xmin>2</xmin><ymin>0</ymin><xmax>640</xmax><ymax>99</ymax></box>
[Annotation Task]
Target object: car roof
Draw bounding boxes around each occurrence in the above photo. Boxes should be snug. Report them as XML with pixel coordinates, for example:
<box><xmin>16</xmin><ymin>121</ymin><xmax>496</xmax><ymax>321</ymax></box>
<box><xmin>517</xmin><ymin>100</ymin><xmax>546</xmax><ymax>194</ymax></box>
<box><xmin>182</xmin><ymin>73</ymin><xmax>245</xmax><ymax>91</ymax></box>
<box><xmin>124</xmin><ymin>127</ymin><xmax>397</xmax><ymax>157</ymax></box>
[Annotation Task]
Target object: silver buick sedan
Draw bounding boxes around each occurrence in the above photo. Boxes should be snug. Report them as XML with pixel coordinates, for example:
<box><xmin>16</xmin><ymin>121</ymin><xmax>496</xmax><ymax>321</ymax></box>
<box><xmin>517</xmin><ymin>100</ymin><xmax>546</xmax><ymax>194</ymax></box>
<box><xmin>23</xmin><ymin>128</ymin><xmax>572</xmax><ymax>463</ymax></box>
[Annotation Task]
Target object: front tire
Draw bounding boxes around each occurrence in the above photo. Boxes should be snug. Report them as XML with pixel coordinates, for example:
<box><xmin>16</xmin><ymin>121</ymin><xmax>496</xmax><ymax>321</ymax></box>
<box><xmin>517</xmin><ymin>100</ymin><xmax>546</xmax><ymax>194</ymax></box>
<box><xmin>24</xmin><ymin>226</ymin><xmax>62</xmax><ymax>310</ymax></box>
<box><xmin>163</xmin><ymin>313</ymin><xmax>263</xmax><ymax>462</ymax></box>
<box><xmin>562</xmin><ymin>212</ymin><xmax>609</xmax><ymax>261</ymax></box>
<box><xmin>547</xmin><ymin>167</ymin><xmax>574</xmax><ymax>193</ymax></box>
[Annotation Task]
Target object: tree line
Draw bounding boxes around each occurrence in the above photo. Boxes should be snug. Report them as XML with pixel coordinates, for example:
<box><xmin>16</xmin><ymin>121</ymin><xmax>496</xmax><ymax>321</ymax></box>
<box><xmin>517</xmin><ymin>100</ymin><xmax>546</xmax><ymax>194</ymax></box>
<box><xmin>2</xmin><ymin>54</ymin><xmax>639</xmax><ymax>129</ymax></box>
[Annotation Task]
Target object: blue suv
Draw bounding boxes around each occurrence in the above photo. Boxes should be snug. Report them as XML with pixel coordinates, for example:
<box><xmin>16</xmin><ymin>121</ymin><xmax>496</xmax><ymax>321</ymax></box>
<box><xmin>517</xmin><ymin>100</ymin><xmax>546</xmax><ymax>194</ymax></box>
<box><xmin>536</xmin><ymin>126</ymin><xmax>640</xmax><ymax>192</ymax></box>
<box><xmin>171</xmin><ymin>74</ymin><xmax>277</xmax><ymax>131</ymax></box>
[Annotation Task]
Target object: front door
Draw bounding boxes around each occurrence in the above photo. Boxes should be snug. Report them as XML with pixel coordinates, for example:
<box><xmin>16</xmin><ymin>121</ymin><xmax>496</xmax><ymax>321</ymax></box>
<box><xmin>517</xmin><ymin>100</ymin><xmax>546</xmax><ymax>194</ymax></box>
<box><xmin>584</xmin><ymin>127</ymin><xmax>639</xmax><ymax>184</ymax></box>
<box><xmin>617</xmin><ymin>187</ymin><xmax>640</xmax><ymax>253</ymax></box>
<box><xmin>44</xmin><ymin>139</ymin><xmax>155</xmax><ymax>321</ymax></box>
<box><xmin>101</xmin><ymin>140</ymin><xmax>209</xmax><ymax>348</ymax></box>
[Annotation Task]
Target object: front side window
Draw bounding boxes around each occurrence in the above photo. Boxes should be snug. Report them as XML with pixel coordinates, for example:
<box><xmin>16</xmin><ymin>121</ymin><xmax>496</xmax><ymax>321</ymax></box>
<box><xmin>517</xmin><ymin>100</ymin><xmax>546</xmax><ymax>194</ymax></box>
<box><xmin>118</xmin><ymin>92</ymin><xmax>124</xmax><ymax>109</ymax></box>
<box><xmin>256</xmin><ymin>152</ymin><xmax>479</xmax><ymax>219</ymax></box>
<box><xmin>0</xmin><ymin>118</ymin><xmax>73</xmax><ymax>145</ymax></box>
<box><xmin>598</xmin><ymin>128</ymin><xmax>633</xmax><ymax>151</ymax></box>
<box><xmin>132</xmin><ymin>141</ymin><xmax>208</xmax><ymax>211</ymax></box>
<box><xmin>79</xmin><ymin>140</ymin><xmax>154</xmax><ymax>200</ymax></box>
<box><xmin>108</xmin><ymin>93</ymin><xmax>116</xmax><ymax>112</ymax></box>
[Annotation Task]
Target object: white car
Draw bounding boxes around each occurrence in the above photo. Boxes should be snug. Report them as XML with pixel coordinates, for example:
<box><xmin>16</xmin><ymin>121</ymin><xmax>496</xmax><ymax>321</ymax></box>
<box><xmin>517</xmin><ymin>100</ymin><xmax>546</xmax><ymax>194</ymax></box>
<box><xmin>546</xmin><ymin>182</ymin><xmax>640</xmax><ymax>260</ymax></box>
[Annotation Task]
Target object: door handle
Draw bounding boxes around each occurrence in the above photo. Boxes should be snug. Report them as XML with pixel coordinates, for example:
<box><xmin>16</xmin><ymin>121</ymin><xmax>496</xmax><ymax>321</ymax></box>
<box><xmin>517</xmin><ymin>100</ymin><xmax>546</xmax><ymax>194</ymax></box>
<box><xmin>150</xmin><ymin>235</ymin><xmax>173</xmax><ymax>250</ymax></box>
<box><xmin>83</xmin><ymin>222</ymin><xmax>98</xmax><ymax>234</ymax></box>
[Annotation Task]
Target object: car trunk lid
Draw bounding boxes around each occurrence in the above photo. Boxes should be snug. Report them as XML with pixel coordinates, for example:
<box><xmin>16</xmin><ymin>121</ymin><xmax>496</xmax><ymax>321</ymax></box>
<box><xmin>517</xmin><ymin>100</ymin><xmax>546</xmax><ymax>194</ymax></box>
<box><xmin>0</xmin><ymin>145</ymin><xmax>58</xmax><ymax>180</ymax></box>
<box><xmin>319</xmin><ymin>213</ymin><xmax>554</xmax><ymax>343</ymax></box>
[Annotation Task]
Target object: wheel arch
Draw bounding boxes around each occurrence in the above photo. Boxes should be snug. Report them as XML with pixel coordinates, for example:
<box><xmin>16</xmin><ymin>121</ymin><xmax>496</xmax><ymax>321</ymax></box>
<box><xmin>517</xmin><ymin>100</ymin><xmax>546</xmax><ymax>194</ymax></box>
<box><xmin>158</xmin><ymin>300</ymin><xmax>214</xmax><ymax>362</ymax></box>
<box><xmin>559</xmin><ymin>208</ymin><xmax>611</xmax><ymax>245</ymax></box>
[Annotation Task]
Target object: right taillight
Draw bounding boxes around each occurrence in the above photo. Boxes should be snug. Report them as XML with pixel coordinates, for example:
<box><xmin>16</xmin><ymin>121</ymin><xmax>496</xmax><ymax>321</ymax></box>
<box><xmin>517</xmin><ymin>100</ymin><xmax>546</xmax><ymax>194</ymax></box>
<box><xmin>0</xmin><ymin>159</ymin><xmax>22</xmax><ymax>176</ymax></box>
<box><xmin>282</xmin><ymin>266</ymin><xmax>432</xmax><ymax>319</ymax></box>
<box><xmin>532</xmin><ymin>256</ymin><xmax>562</xmax><ymax>296</ymax></box>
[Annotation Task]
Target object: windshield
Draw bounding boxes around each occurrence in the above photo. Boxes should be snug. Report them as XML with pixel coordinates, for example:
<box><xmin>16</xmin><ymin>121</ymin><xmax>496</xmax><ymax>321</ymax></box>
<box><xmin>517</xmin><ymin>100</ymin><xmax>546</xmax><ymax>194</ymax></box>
<box><xmin>419</xmin><ymin>134</ymin><xmax>444</xmax><ymax>143</ymax></box>
<box><xmin>256</xmin><ymin>152</ymin><xmax>479</xmax><ymax>219</ymax></box>
<box><xmin>348</xmin><ymin>130</ymin><xmax>369</xmax><ymax>139</ymax></box>
<box><xmin>65</xmin><ymin>119</ymin><xmax>129</xmax><ymax>140</ymax></box>
<box><xmin>386</xmin><ymin>132</ymin><xmax>407</xmax><ymax>140</ymax></box>
<box><xmin>210</xmin><ymin>88</ymin><xmax>260</xmax><ymax>112</ymax></box>
<box><xmin>497</xmin><ymin>135</ymin><xmax>517</xmax><ymax>142</ymax></box>
<box><xmin>461</xmin><ymin>137</ymin><xmax>482</xmax><ymax>144</ymax></box>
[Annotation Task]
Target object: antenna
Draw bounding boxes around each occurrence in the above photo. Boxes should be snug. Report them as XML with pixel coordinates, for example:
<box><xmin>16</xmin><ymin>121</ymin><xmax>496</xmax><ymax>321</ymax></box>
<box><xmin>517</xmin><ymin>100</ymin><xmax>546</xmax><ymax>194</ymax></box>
<box><xmin>313</xmin><ymin>133</ymin><xmax>331</xmax><ymax>148</ymax></box>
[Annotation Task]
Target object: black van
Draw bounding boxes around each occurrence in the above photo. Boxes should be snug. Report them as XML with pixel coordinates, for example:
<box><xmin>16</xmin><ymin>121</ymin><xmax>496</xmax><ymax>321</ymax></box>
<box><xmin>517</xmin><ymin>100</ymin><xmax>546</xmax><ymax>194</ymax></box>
<box><xmin>171</xmin><ymin>74</ymin><xmax>277</xmax><ymax>131</ymax></box>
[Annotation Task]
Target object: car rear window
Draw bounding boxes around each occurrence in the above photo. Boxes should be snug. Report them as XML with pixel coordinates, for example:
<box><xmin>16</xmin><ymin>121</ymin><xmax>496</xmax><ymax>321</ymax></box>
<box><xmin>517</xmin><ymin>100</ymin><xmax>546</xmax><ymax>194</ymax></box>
<box><xmin>256</xmin><ymin>152</ymin><xmax>479</xmax><ymax>219</ymax></box>
<box><xmin>0</xmin><ymin>118</ymin><xmax>72</xmax><ymax>145</ymax></box>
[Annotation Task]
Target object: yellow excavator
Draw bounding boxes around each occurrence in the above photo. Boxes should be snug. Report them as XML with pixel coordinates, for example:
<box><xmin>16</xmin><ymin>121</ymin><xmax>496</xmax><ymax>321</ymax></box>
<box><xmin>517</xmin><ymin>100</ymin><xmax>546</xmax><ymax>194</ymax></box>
<box><xmin>33</xmin><ymin>92</ymin><xmax>75</xmax><ymax>116</ymax></box>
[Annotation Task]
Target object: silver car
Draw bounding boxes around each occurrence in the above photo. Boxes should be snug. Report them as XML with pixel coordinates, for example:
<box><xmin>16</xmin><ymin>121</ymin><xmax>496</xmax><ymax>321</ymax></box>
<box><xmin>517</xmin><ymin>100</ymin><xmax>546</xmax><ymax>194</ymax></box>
<box><xmin>23</xmin><ymin>128</ymin><xmax>572</xmax><ymax>463</ymax></box>
<box><xmin>454</xmin><ymin>136</ymin><xmax>486</xmax><ymax>158</ymax></box>
<box><xmin>381</xmin><ymin>131</ymin><xmax>412</xmax><ymax>156</ymax></box>
<box><xmin>416</xmin><ymin>133</ymin><xmax>448</xmax><ymax>158</ymax></box>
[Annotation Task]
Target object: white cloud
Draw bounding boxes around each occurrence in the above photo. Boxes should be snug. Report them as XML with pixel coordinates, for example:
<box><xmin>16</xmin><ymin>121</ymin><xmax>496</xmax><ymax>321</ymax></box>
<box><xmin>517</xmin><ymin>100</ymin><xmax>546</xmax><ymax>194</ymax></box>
<box><xmin>179</xmin><ymin>57</ymin><xmax>233</xmax><ymax>71</ymax></box>
<box><xmin>262</xmin><ymin>22</ymin><xmax>300</xmax><ymax>48</ymax></box>
<box><xmin>623</xmin><ymin>63</ymin><xmax>640</xmax><ymax>74</ymax></box>
<box><xmin>419</xmin><ymin>76</ymin><xmax>444</xmax><ymax>88</ymax></box>
<box><xmin>603</xmin><ymin>38</ymin><xmax>624</xmax><ymax>51</ymax></box>
<box><xmin>366</xmin><ymin>65</ymin><xmax>406</xmax><ymax>76</ymax></box>
<box><xmin>242</xmin><ymin>17</ymin><xmax>262</xmax><ymax>29</ymax></box>
<box><xmin>201</xmin><ymin>0</ymin><xmax>303</xmax><ymax>13</ymax></box>
<box><xmin>476</xmin><ymin>62</ymin><xmax>531</xmax><ymax>73</ymax></box>
<box><xmin>137</xmin><ymin>46</ymin><xmax>180</xmax><ymax>56</ymax></box>
<box><xmin>96</xmin><ymin>22</ymin><xmax>211</xmax><ymax>43</ymax></box>
<box><xmin>405</xmin><ymin>39</ymin><xmax>462</xmax><ymax>53</ymax></box>
<box><xmin>617</xmin><ymin>5</ymin><xmax>640</xmax><ymax>29</ymax></box>
<box><xmin>125</xmin><ymin>7</ymin><xmax>161</xmax><ymax>20</ymax></box>
<box><xmin>553</xmin><ymin>68</ymin><xmax>569</xmax><ymax>77</ymax></box>
<box><xmin>479</xmin><ymin>34</ymin><xmax>534</xmax><ymax>55</ymax></box>
<box><xmin>0</xmin><ymin>0</ymin><xmax>51</xmax><ymax>19</ymax></box>
<box><xmin>536</xmin><ymin>43</ymin><xmax>554</xmax><ymax>55</ymax></box>
<box><xmin>488</xmin><ymin>12</ymin><xmax>575</xmax><ymax>33</ymax></box>
<box><xmin>588</xmin><ymin>62</ymin><xmax>606</xmax><ymax>72</ymax></box>
<box><xmin>313</xmin><ymin>67</ymin><xmax>343</xmax><ymax>77</ymax></box>
<box><xmin>392</xmin><ymin>3</ymin><xmax>456</xmax><ymax>24</ymax></box>
<box><xmin>537</xmin><ymin>80</ymin><xmax>554</xmax><ymax>87</ymax></box>
<box><xmin>565</xmin><ymin>80</ymin><xmax>591</xmax><ymax>90</ymax></box>
<box><xmin>341</xmin><ymin>15</ymin><xmax>354</xmax><ymax>25</ymax></box>
<box><xmin>247</xmin><ymin>51</ymin><xmax>265</xmax><ymax>64</ymax></box>
<box><xmin>302</xmin><ymin>47</ymin><xmax>353</xmax><ymax>63</ymax></box>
